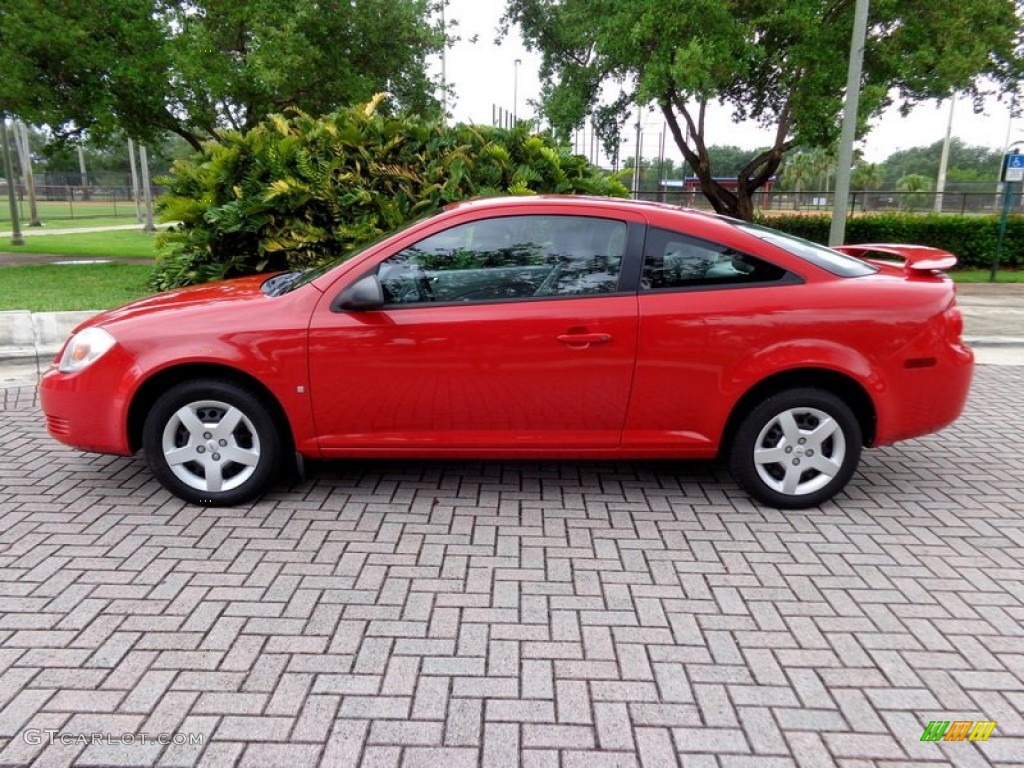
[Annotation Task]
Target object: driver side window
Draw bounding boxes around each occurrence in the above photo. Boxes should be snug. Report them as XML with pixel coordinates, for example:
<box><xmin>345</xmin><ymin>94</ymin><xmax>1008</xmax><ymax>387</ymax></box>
<box><xmin>378</xmin><ymin>215</ymin><xmax>627</xmax><ymax>305</ymax></box>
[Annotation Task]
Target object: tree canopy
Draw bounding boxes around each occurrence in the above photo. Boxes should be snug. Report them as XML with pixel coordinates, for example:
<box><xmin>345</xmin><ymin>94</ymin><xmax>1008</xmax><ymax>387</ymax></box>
<box><xmin>504</xmin><ymin>0</ymin><xmax>1023</xmax><ymax>219</ymax></box>
<box><xmin>0</xmin><ymin>0</ymin><xmax>444</xmax><ymax>150</ymax></box>
<box><xmin>880</xmin><ymin>139</ymin><xmax>1003</xmax><ymax>186</ymax></box>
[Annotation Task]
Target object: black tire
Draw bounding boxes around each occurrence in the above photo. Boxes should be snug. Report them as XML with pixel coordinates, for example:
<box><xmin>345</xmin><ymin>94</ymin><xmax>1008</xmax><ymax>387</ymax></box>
<box><xmin>142</xmin><ymin>379</ymin><xmax>281</xmax><ymax>506</ymax></box>
<box><xmin>728</xmin><ymin>388</ymin><xmax>862</xmax><ymax>509</ymax></box>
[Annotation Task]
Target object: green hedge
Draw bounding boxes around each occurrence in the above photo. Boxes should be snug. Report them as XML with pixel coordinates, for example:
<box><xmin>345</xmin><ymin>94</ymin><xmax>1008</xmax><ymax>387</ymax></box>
<box><xmin>756</xmin><ymin>213</ymin><xmax>1023</xmax><ymax>270</ymax></box>
<box><xmin>152</xmin><ymin>96</ymin><xmax>628</xmax><ymax>291</ymax></box>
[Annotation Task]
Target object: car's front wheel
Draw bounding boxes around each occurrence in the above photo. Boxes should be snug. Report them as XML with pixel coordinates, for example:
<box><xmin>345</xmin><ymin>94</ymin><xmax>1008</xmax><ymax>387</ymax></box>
<box><xmin>142</xmin><ymin>380</ymin><xmax>281</xmax><ymax>506</ymax></box>
<box><xmin>728</xmin><ymin>388</ymin><xmax>862</xmax><ymax>509</ymax></box>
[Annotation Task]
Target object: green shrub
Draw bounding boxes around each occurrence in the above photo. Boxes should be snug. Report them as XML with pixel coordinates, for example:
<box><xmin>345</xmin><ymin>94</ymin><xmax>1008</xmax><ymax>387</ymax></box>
<box><xmin>756</xmin><ymin>212</ymin><xmax>1024</xmax><ymax>270</ymax></box>
<box><xmin>152</xmin><ymin>96</ymin><xmax>628</xmax><ymax>290</ymax></box>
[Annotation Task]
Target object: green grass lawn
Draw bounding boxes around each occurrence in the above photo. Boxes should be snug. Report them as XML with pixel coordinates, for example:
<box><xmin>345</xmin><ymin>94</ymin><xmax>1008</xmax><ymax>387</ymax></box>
<box><xmin>1</xmin><ymin>230</ymin><xmax>159</xmax><ymax>259</ymax></box>
<box><xmin>1</xmin><ymin>200</ymin><xmax>140</xmax><ymax>227</ymax></box>
<box><xmin>951</xmin><ymin>269</ymin><xmax>1024</xmax><ymax>283</ymax></box>
<box><xmin>0</xmin><ymin>263</ymin><xmax>155</xmax><ymax>311</ymax></box>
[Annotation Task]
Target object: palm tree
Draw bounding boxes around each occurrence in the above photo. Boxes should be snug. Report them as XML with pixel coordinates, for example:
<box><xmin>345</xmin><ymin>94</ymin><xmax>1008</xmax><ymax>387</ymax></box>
<box><xmin>896</xmin><ymin>173</ymin><xmax>933</xmax><ymax>210</ymax></box>
<box><xmin>781</xmin><ymin>151</ymin><xmax>817</xmax><ymax>210</ymax></box>
<box><xmin>851</xmin><ymin>163</ymin><xmax>883</xmax><ymax>191</ymax></box>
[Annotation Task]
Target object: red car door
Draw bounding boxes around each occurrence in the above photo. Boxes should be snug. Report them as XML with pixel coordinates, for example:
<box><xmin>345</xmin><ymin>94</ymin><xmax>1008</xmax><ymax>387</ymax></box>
<box><xmin>307</xmin><ymin>212</ymin><xmax>643</xmax><ymax>454</ymax></box>
<box><xmin>624</xmin><ymin>225</ymin><xmax>803</xmax><ymax>452</ymax></box>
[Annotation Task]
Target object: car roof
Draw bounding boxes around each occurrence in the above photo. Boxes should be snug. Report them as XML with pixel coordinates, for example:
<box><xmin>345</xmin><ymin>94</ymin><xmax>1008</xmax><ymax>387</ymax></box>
<box><xmin>442</xmin><ymin>194</ymin><xmax>745</xmax><ymax>245</ymax></box>
<box><xmin>443</xmin><ymin>194</ymin><xmax>713</xmax><ymax>219</ymax></box>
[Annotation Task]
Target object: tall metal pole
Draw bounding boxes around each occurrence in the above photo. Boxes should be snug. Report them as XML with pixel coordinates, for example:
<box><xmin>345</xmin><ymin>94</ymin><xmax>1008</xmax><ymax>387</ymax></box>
<box><xmin>440</xmin><ymin>0</ymin><xmax>448</xmax><ymax>120</ymax></box>
<box><xmin>934</xmin><ymin>95</ymin><xmax>955</xmax><ymax>213</ymax></box>
<box><xmin>632</xmin><ymin>114</ymin><xmax>642</xmax><ymax>198</ymax></box>
<box><xmin>658</xmin><ymin>127</ymin><xmax>666</xmax><ymax>200</ymax></box>
<box><xmin>77</xmin><ymin>144</ymin><xmax>88</xmax><ymax>188</ymax></box>
<box><xmin>992</xmin><ymin>178</ymin><xmax>1013</xmax><ymax>281</ymax></box>
<box><xmin>16</xmin><ymin>122</ymin><xmax>41</xmax><ymax>226</ymax></box>
<box><xmin>1</xmin><ymin>118</ymin><xmax>25</xmax><ymax>245</ymax></box>
<box><xmin>829</xmin><ymin>0</ymin><xmax>870</xmax><ymax>246</ymax></box>
<box><xmin>992</xmin><ymin>145</ymin><xmax>1023</xmax><ymax>281</ymax></box>
<box><xmin>138</xmin><ymin>144</ymin><xmax>156</xmax><ymax>233</ymax></box>
<box><xmin>513</xmin><ymin>59</ymin><xmax>521</xmax><ymax>124</ymax></box>
<box><xmin>128</xmin><ymin>138</ymin><xmax>142</xmax><ymax>222</ymax></box>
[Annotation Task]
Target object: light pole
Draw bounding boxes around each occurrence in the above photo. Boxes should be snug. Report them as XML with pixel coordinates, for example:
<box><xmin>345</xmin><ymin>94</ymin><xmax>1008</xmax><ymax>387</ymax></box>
<box><xmin>16</xmin><ymin>122</ymin><xmax>40</xmax><ymax>226</ymax></box>
<box><xmin>513</xmin><ymin>58</ymin><xmax>521</xmax><ymax>124</ymax></box>
<box><xmin>138</xmin><ymin>144</ymin><xmax>156</xmax><ymax>233</ymax></box>
<box><xmin>440</xmin><ymin>0</ymin><xmax>447</xmax><ymax>120</ymax></box>
<box><xmin>0</xmin><ymin>117</ymin><xmax>25</xmax><ymax>246</ymax></box>
<box><xmin>128</xmin><ymin>138</ymin><xmax>142</xmax><ymax>223</ymax></box>
<box><xmin>934</xmin><ymin>95</ymin><xmax>955</xmax><ymax>213</ymax></box>
<box><xmin>829</xmin><ymin>0</ymin><xmax>870</xmax><ymax>246</ymax></box>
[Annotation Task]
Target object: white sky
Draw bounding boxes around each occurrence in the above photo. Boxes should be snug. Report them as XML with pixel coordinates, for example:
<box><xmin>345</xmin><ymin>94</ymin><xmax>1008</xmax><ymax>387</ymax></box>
<box><xmin>437</xmin><ymin>0</ymin><xmax>1015</xmax><ymax>167</ymax></box>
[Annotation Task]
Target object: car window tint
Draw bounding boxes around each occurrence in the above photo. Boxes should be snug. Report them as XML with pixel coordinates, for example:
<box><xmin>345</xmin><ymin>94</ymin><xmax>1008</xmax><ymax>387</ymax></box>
<box><xmin>641</xmin><ymin>227</ymin><xmax>787</xmax><ymax>290</ymax></box>
<box><xmin>731</xmin><ymin>220</ymin><xmax>878</xmax><ymax>277</ymax></box>
<box><xmin>378</xmin><ymin>215</ymin><xmax>627</xmax><ymax>304</ymax></box>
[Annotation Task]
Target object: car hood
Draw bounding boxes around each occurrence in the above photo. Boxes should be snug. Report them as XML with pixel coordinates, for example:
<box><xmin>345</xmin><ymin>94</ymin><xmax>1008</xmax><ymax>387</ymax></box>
<box><xmin>76</xmin><ymin>275</ymin><xmax>277</xmax><ymax>333</ymax></box>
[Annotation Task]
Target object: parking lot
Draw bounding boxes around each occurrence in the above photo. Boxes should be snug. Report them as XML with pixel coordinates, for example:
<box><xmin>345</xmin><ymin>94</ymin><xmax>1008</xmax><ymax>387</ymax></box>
<box><xmin>1</xmin><ymin>365</ymin><xmax>1022</xmax><ymax>767</ymax></box>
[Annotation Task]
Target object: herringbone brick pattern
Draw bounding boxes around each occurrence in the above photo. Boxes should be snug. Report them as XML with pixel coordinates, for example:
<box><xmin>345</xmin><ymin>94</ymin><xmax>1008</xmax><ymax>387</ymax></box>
<box><xmin>1</xmin><ymin>367</ymin><xmax>1022</xmax><ymax>767</ymax></box>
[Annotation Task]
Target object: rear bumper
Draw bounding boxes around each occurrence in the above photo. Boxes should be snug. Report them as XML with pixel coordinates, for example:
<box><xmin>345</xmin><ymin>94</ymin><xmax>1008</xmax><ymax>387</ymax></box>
<box><xmin>874</xmin><ymin>342</ymin><xmax>974</xmax><ymax>446</ymax></box>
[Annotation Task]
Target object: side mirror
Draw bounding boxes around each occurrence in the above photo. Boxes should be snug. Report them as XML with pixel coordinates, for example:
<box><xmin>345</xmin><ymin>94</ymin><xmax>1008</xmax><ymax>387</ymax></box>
<box><xmin>333</xmin><ymin>273</ymin><xmax>384</xmax><ymax>311</ymax></box>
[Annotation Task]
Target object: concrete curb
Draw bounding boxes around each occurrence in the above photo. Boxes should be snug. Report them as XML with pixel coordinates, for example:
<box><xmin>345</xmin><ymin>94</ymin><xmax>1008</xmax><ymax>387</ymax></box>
<box><xmin>0</xmin><ymin>310</ymin><xmax>98</xmax><ymax>365</ymax></box>
<box><xmin>964</xmin><ymin>336</ymin><xmax>1024</xmax><ymax>347</ymax></box>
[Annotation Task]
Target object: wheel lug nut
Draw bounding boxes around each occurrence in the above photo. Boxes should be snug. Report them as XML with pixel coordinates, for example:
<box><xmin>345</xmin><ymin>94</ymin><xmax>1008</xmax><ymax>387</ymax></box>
<box><xmin>219</xmin><ymin>439</ymin><xmax>227</xmax><ymax>447</ymax></box>
<box><xmin>197</xmin><ymin>446</ymin><xmax>205</xmax><ymax>454</ymax></box>
<box><xmin>212</xmin><ymin>453</ymin><xmax>221</xmax><ymax>461</ymax></box>
<box><xmin>798</xmin><ymin>438</ymin><xmax>806</xmax><ymax>445</ymax></box>
<box><xmin>785</xmin><ymin>446</ymin><xmax>793</xmax><ymax>454</ymax></box>
<box><xmin>792</xmin><ymin>459</ymin><xmax>800</xmax><ymax>465</ymax></box>
<box><xmin>203</xmin><ymin>432</ymin><xmax>212</xmax><ymax>440</ymax></box>
<box><xmin>806</xmin><ymin>450</ymin><xmax>814</xmax><ymax>456</ymax></box>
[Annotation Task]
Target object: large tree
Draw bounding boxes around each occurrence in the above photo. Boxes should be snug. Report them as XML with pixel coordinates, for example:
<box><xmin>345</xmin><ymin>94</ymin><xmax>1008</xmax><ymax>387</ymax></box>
<box><xmin>0</xmin><ymin>0</ymin><xmax>444</xmax><ymax>150</ymax></box>
<box><xmin>504</xmin><ymin>0</ymin><xmax>1023</xmax><ymax>219</ymax></box>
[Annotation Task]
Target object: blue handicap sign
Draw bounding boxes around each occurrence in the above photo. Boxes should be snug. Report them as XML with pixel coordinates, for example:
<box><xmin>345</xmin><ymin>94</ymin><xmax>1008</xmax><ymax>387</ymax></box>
<box><xmin>1004</xmin><ymin>153</ymin><xmax>1024</xmax><ymax>181</ymax></box>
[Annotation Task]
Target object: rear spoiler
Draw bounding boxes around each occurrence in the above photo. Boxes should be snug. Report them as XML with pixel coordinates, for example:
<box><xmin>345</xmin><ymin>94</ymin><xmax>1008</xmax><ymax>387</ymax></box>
<box><xmin>832</xmin><ymin>244</ymin><xmax>957</xmax><ymax>273</ymax></box>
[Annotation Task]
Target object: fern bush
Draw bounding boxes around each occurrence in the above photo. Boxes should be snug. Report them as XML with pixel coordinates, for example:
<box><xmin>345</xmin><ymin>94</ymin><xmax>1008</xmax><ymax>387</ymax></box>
<box><xmin>153</xmin><ymin>96</ymin><xmax>628</xmax><ymax>290</ymax></box>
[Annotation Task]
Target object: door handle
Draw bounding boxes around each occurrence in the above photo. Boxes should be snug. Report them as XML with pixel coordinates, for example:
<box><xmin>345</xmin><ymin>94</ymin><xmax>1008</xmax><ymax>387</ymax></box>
<box><xmin>557</xmin><ymin>332</ymin><xmax>612</xmax><ymax>346</ymax></box>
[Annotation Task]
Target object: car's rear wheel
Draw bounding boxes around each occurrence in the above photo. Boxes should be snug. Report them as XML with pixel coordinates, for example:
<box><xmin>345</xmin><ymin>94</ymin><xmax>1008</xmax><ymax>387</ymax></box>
<box><xmin>728</xmin><ymin>388</ymin><xmax>862</xmax><ymax>509</ymax></box>
<box><xmin>142</xmin><ymin>380</ymin><xmax>281</xmax><ymax>506</ymax></box>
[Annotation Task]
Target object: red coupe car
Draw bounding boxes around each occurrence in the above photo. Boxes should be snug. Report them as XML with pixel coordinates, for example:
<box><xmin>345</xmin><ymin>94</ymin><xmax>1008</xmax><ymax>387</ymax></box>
<box><xmin>40</xmin><ymin>196</ymin><xmax>973</xmax><ymax>508</ymax></box>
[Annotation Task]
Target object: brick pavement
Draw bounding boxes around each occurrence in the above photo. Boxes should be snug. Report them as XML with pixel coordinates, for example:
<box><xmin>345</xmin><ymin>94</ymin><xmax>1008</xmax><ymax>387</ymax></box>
<box><xmin>0</xmin><ymin>367</ymin><xmax>1022</xmax><ymax>767</ymax></box>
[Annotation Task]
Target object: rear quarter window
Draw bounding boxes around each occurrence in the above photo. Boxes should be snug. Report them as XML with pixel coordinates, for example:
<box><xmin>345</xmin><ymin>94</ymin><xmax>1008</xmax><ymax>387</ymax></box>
<box><xmin>732</xmin><ymin>221</ymin><xmax>879</xmax><ymax>277</ymax></box>
<box><xmin>642</xmin><ymin>227</ymin><xmax>790</xmax><ymax>291</ymax></box>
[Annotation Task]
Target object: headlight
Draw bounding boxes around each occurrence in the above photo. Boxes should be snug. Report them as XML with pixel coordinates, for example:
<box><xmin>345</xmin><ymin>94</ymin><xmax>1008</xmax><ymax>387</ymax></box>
<box><xmin>58</xmin><ymin>328</ymin><xmax>117</xmax><ymax>373</ymax></box>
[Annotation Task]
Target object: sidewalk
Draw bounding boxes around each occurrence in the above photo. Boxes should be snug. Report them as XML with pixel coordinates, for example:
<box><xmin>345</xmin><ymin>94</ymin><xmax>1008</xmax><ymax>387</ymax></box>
<box><xmin>0</xmin><ymin>222</ymin><xmax>157</xmax><ymax>238</ymax></box>
<box><xmin>1</xmin><ymin>283</ymin><xmax>1021</xmax><ymax>388</ymax></box>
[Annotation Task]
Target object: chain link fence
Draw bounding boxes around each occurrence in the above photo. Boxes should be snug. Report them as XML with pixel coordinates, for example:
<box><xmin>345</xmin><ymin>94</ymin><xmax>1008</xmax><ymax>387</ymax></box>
<box><xmin>0</xmin><ymin>172</ymin><xmax>164</xmax><ymax>225</ymax></box>
<box><xmin>635</xmin><ymin>186</ymin><xmax>1022</xmax><ymax>215</ymax></box>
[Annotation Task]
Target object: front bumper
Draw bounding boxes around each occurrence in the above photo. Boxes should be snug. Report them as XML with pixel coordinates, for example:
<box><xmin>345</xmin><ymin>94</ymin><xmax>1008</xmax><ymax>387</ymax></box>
<box><xmin>39</xmin><ymin>345</ymin><xmax>137</xmax><ymax>456</ymax></box>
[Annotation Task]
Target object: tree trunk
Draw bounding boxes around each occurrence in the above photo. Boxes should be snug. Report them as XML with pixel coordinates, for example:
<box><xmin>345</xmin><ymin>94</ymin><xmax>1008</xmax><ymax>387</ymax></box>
<box><xmin>661</xmin><ymin>93</ymin><xmax>793</xmax><ymax>221</ymax></box>
<box><xmin>734</xmin><ymin>188</ymin><xmax>755</xmax><ymax>221</ymax></box>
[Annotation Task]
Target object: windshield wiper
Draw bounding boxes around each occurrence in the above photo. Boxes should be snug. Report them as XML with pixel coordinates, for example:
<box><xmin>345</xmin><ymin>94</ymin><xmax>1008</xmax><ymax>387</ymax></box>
<box><xmin>261</xmin><ymin>270</ymin><xmax>306</xmax><ymax>297</ymax></box>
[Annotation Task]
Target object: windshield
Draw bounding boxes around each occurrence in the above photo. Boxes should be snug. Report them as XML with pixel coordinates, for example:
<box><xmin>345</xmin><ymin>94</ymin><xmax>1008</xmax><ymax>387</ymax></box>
<box><xmin>265</xmin><ymin>215</ymin><xmax>435</xmax><ymax>296</ymax></box>
<box><xmin>731</xmin><ymin>220</ymin><xmax>878</xmax><ymax>277</ymax></box>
